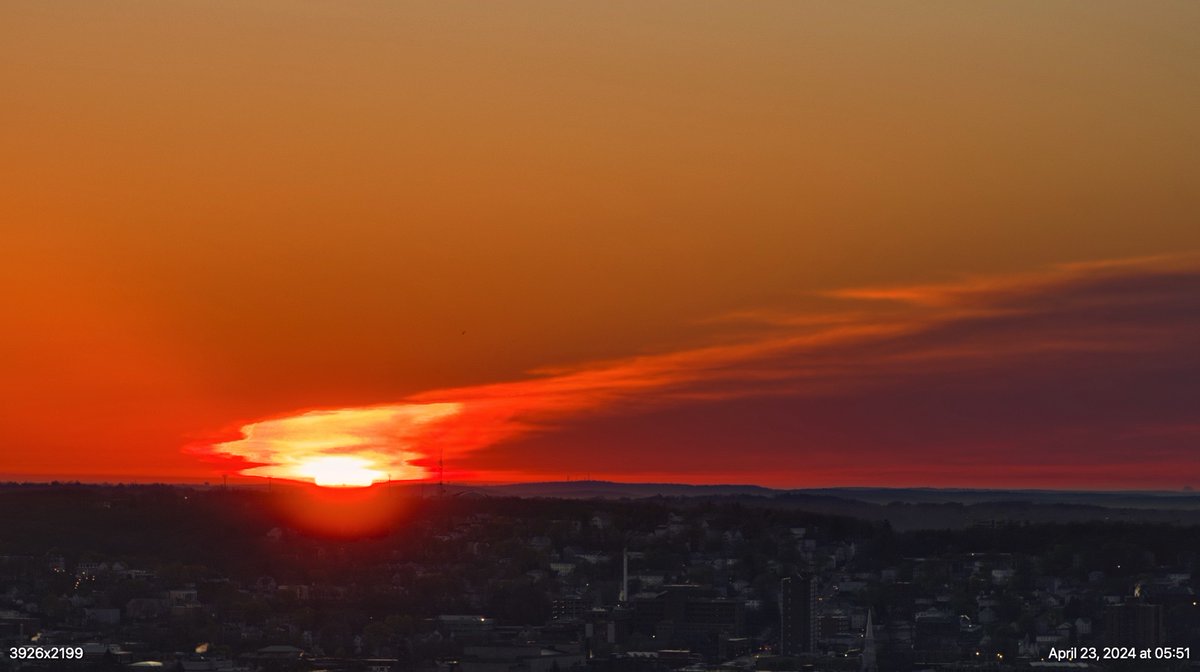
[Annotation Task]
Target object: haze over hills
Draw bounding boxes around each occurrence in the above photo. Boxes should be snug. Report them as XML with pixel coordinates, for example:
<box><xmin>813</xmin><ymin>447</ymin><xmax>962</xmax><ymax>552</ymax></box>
<box><xmin>5</xmin><ymin>479</ymin><xmax>1200</xmax><ymax>531</ymax></box>
<box><xmin>471</xmin><ymin>479</ymin><xmax>1200</xmax><ymax>505</ymax></box>
<box><xmin>453</xmin><ymin>480</ymin><xmax>1200</xmax><ymax>531</ymax></box>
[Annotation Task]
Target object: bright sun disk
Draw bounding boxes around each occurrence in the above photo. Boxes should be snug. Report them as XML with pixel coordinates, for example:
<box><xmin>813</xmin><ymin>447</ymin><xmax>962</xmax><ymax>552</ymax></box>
<box><xmin>296</xmin><ymin>456</ymin><xmax>385</xmax><ymax>487</ymax></box>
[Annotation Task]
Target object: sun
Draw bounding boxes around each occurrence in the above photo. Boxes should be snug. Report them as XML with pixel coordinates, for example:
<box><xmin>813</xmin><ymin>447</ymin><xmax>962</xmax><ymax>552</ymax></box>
<box><xmin>295</xmin><ymin>456</ymin><xmax>386</xmax><ymax>488</ymax></box>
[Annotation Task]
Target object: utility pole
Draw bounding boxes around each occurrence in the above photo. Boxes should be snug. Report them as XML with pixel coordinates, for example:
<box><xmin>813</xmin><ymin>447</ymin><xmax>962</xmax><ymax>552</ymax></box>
<box><xmin>438</xmin><ymin>447</ymin><xmax>446</xmax><ymax>498</ymax></box>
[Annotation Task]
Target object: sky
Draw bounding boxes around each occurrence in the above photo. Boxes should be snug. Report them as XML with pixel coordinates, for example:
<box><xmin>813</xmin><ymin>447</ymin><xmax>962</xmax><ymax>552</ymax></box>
<box><xmin>2</xmin><ymin>2</ymin><xmax>1199</xmax><ymax>489</ymax></box>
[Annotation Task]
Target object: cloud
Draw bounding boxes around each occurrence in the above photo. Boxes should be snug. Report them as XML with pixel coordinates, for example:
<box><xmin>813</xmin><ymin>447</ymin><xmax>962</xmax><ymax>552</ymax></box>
<box><xmin>202</xmin><ymin>254</ymin><xmax>1200</xmax><ymax>488</ymax></box>
<box><xmin>208</xmin><ymin>404</ymin><xmax>460</xmax><ymax>483</ymax></box>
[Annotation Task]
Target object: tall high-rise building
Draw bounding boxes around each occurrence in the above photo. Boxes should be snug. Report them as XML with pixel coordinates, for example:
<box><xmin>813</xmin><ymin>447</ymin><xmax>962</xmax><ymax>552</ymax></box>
<box><xmin>780</xmin><ymin>575</ymin><xmax>816</xmax><ymax>655</ymax></box>
<box><xmin>1105</xmin><ymin>597</ymin><xmax>1163</xmax><ymax>648</ymax></box>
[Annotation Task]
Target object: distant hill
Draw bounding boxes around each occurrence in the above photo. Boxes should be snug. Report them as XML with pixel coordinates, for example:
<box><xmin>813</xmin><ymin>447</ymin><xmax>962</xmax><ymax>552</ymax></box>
<box><xmin>460</xmin><ymin>480</ymin><xmax>1200</xmax><ymax>506</ymax></box>
<box><xmin>445</xmin><ymin>480</ymin><xmax>1200</xmax><ymax>530</ymax></box>
<box><xmin>6</xmin><ymin>480</ymin><xmax>1200</xmax><ymax>530</ymax></box>
<box><xmin>470</xmin><ymin>480</ymin><xmax>777</xmax><ymax>499</ymax></box>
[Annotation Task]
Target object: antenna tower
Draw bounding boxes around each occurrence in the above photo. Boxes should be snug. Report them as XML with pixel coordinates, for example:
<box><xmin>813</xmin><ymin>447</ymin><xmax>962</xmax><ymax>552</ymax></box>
<box><xmin>438</xmin><ymin>447</ymin><xmax>446</xmax><ymax>497</ymax></box>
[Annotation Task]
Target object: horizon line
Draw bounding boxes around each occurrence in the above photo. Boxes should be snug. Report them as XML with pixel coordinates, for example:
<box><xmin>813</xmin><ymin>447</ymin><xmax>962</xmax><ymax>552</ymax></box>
<box><xmin>0</xmin><ymin>477</ymin><xmax>1196</xmax><ymax>496</ymax></box>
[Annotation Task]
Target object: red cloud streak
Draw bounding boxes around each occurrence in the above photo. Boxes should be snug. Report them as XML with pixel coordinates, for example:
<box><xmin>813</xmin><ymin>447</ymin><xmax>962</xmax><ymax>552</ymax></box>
<box><xmin>202</xmin><ymin>255</ymin><xmax>1200</xmax><ymax>489</ymax></box>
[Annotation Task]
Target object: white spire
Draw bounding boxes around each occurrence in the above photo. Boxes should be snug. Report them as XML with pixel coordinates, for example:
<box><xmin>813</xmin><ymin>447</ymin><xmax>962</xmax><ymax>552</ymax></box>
<box><xmin>861</xmin><ymin>609</ymin><xmax>877</xmax><ymax>672</ymax></box>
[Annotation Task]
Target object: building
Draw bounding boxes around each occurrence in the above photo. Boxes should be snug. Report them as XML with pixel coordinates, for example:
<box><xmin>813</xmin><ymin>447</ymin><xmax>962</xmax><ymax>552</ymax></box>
<box><xmin>630</xmin><ymin>585</ymin><xmax>744</xmax><ymax>658</ymax></box>
<box><xmin>1104</xmin><ymin>597</ymin><xmax>1163</xmax><ymax>648</ymax></box>
<box><xmin>912</xmin><ymin>609</ymin><xmax>960</xmax><ymax>665</ymax></box>
<box><xmin>780</xmin><ymin>575</ymin><xmax>816</xmax><ymax>655</ymax></box>
<box><xmin>553</xmin><ymin>595</ymin><xmax>589</xmax><ymax>621</ymax></box>
<box><xmin>460</xmin><ymin>645</ymin><xmax>584</xmax><ymax>672</ymax></box>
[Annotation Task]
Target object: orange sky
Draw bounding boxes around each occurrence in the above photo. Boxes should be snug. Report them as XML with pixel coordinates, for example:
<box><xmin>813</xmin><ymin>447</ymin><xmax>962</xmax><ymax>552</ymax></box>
<box><xmin>3</xmin><ymin>2</ymin><xmax>1199</xmax><ymax>488</ymax></box>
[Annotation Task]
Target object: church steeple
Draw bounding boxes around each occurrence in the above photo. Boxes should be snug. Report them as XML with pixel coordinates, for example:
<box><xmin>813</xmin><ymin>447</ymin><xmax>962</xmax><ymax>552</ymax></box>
<box><xmin>861</xmin><ymin>609</ymin><xmax>877</xmax><ymax>672</ymax></box>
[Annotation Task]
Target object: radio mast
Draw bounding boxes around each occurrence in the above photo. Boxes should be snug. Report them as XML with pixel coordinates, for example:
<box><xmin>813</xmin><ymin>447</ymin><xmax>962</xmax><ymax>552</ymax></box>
<box><xmin>438</xmin><ymin>447</ymin><xmax>446</xmax><ymax>497</ymax></box>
